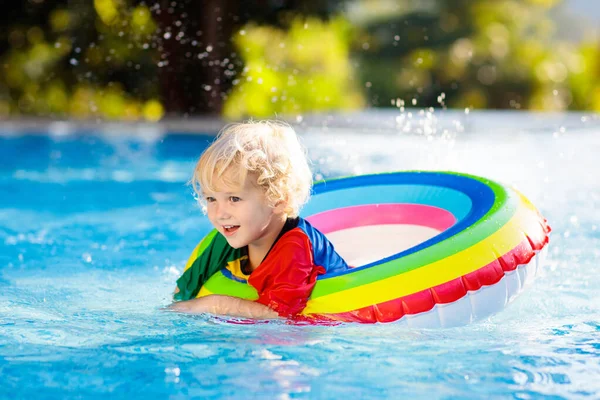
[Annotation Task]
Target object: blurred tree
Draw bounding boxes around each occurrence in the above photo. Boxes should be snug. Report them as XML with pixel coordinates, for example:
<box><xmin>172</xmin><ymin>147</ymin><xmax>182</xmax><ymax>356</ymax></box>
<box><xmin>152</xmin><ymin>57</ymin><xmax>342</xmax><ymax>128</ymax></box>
<box><xmin>0</xmin><ymin>0</ymin><xmax>163</xmax><ymax>120</ymax></box>
<box><xmin>350</xmin><ymin>0</ymin><xmax>600</xmax><ymax>111</ymax></box>
<box><xmin>0</xmin><ymin>0</ymin><xmax>598</xmax><ymax>119</ymax></box>
<box><xmin>222</xmin><ymin>16</ymin><xmax>364</xmax><ymax>119</ymax></box>
<box><xmin>152</xmin><ymin>0</ymin><xmax>348</xmax><ymax>116</ymax></box>
<box><xmin>0</xmin><ymin>0</ymin><xmax>348</xmax><ymax>119</ymax></box>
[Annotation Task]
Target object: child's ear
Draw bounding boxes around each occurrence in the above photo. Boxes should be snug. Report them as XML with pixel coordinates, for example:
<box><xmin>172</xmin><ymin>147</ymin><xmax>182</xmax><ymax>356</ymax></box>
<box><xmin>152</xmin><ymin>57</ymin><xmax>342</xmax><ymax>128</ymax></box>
<box><xmin>272</xmin><ymin>198</ymin><xmax>288</xmax><ymax>214</ymax></box>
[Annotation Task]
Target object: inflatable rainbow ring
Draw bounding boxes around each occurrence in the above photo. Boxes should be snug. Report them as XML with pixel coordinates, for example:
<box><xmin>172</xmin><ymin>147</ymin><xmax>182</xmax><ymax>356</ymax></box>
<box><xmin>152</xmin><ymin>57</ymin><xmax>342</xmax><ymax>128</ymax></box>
<box><xmin>197</xmin><ymin>171</ymin><xmax>551</xmax><ymax>327</ymax></box>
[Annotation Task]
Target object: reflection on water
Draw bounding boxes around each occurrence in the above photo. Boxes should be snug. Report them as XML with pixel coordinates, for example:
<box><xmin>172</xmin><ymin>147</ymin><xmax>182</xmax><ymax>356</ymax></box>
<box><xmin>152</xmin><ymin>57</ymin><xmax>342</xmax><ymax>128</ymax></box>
<box><xmin>0</xmin><ymin>110</ymin><xmax>599</xmax><ymax>398</ymax></box>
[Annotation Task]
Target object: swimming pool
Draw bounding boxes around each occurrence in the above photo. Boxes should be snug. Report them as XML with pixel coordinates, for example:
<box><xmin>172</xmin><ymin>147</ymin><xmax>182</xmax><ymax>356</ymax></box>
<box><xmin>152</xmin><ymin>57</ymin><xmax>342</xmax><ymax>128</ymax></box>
<box><xmin>1</xmin><ymin>110</ymin><xmax>599</xmax><ymax>398</ymax></box>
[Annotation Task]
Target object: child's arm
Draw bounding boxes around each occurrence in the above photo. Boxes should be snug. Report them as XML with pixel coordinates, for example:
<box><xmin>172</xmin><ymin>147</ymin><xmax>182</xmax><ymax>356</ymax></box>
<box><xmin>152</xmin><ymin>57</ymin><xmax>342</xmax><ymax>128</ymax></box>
<box><xmin>168</xmin><ymin>295</ymin><xmax>279</xmax><ymax>319</ymax></box>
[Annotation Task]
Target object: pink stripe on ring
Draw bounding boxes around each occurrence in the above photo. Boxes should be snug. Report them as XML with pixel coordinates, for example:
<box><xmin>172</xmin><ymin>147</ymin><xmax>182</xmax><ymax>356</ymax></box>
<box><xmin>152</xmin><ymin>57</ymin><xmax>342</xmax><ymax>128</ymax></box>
<box><xmin>306</xmin><ymin>204</ymin><xmax>457</xmax><ymax>234</ymax></box>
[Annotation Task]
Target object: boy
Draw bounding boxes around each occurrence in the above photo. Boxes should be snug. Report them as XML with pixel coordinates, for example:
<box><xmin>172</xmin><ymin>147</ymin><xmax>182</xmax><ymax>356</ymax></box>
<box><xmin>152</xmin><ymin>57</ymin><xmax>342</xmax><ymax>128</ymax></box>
<box><xmin>169</xmin><ymin>121</ymin><xmax>348</xmax><ymax>319</ymax></box>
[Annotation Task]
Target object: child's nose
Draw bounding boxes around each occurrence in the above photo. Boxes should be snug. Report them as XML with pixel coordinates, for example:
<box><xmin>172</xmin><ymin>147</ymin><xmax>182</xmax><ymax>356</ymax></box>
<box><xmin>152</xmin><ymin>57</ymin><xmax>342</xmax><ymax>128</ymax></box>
<box><xmin>215</xmin><ymin>202</ymin><xmax>231</xmax><ymax>219</ymax></box>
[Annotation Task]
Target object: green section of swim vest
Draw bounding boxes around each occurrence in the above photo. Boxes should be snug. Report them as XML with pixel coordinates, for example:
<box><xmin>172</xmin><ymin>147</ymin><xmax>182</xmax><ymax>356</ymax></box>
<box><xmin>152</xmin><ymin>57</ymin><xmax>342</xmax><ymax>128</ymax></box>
<box><xmin>174</xmin><ymin>229</ymin><xmax>242</xmax><ymax>301</ymax></box>
<box><xmin>196</xmin><ymin>229</ymin><xmax>219</xmax><ymax>258</ymax></box>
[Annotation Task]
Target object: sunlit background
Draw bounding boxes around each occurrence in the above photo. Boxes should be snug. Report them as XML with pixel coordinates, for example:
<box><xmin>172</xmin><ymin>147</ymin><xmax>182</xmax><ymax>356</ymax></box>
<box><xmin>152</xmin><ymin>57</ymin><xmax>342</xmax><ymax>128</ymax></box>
<box><xmin>0</xmin><ymin>0</ymin><xmax>598</xmax><ymax>121</ymax></box>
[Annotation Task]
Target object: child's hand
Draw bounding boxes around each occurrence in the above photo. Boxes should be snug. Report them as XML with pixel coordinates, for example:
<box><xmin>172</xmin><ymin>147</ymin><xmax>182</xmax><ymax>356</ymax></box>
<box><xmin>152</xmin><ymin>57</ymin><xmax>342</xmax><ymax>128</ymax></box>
<box><xmin>166</xmin><ymin>297</ymin><xmax>213</xmax><ymax>313</ymax></box>
<box><xmin>166</xmin><ymin>295</ymin><xmax>279</xmax><ymax>319</ymax></box>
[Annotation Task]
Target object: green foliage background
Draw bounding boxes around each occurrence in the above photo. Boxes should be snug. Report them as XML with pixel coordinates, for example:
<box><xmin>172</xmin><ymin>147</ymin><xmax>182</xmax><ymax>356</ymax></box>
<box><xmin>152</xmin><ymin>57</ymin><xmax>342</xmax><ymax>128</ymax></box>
<box><xmin>0</xmin><ymin>0</ymin><xmax>598</xmax><ymax>120</ymax></box>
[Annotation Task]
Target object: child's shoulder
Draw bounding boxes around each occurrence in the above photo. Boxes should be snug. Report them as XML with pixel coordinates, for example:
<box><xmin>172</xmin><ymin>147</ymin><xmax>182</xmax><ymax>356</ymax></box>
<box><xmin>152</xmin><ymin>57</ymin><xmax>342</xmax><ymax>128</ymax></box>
<box><xmin>294</xmin><ymin>217</ymin><xmax>332</xmax><ymax>248</ymax></box>
<box><xmin>276</xmin><ymin>218</ymin><xmax>325</xmax><ymax>248</ymax></box>
<box><xmin>289</xmin><ymin>217</ymin><xmax>350</xmax><ymax>273</ymax></box>
<box><xmin>276</xmin><ymin>226</ymin><xmax>312</xmax><ymax>248</ymax></box>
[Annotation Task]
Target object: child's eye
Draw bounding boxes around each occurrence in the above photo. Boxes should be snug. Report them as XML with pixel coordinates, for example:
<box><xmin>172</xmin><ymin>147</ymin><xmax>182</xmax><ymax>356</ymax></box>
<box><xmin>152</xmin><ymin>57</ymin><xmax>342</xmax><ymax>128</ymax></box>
<box><xmin>229</xmin><ymin>196</ymin><xmax>241</xmax><ymax>203</ymax></box>
<box><xmin>205</xmin><ymin>197</ymin><xmax>216</xmax><ymax>203</ymax></box>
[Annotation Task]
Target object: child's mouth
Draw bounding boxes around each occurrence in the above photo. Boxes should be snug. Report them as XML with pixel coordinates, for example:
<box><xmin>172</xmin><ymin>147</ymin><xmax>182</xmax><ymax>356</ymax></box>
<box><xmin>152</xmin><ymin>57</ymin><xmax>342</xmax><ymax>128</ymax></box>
<box><xmin>223</xmin><ymin>225</ymin><xmax>240</xmax><ymax>235</ymax></box>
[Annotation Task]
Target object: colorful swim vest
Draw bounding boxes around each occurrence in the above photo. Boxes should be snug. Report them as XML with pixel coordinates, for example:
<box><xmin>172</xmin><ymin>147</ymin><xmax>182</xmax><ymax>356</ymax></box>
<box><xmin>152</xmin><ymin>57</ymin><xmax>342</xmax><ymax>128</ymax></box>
<box><xmin>188</xmin><ymin>171</ymin><xmax>551</xmax><ymax>327</ymax></box>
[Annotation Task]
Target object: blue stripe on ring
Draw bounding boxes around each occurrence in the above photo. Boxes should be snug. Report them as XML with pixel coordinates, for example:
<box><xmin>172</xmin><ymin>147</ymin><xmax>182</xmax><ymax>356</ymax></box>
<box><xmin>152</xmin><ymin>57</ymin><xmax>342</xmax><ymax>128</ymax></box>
<box><xmin>303</xmin><ymin>184</ymin><xmax>472</xmax><ymax>221</ymax></box>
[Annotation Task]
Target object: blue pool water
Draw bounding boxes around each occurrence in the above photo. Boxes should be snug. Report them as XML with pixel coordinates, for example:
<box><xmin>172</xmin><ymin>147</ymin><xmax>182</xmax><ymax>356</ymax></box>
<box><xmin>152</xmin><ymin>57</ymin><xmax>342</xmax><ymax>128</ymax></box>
<box><xmin>1</xmin><ymin>110</ymin><xmax>599</xmax><ymax>398</ymax></box>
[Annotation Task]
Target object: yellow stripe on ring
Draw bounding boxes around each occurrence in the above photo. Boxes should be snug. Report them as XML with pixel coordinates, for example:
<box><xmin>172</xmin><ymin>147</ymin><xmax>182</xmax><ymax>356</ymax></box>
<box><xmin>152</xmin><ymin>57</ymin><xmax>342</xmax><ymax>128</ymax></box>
<box><xmin>301</xmin><ymin>200</ymin><xmax>541</xmax><ymax>315</ymax></box>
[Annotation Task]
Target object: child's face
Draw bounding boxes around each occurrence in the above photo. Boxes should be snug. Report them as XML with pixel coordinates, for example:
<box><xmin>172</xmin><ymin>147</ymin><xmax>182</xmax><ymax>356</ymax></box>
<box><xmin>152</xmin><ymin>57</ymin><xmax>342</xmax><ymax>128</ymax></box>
<box><xmin>203</xmin><ymin>172</ymin><xmax>286</xmax><ymax>251</ymax></box>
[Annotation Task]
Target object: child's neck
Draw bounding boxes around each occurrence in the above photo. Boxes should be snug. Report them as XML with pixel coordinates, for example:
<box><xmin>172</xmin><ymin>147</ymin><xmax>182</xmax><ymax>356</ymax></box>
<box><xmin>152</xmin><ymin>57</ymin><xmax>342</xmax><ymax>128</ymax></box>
<box><xmin>246</xmin><ymin>214</ymin><xmax>288</xmax><ymax>272</ymax></box>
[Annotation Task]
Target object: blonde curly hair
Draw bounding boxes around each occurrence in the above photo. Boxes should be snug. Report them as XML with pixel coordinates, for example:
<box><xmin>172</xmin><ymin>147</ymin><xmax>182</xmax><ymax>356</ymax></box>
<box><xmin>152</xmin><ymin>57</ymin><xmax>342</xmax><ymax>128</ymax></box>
<box><xmin>191</xmin><ymin>120</ymin><xmax>313</xmax><ymax>217</ymax></box>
